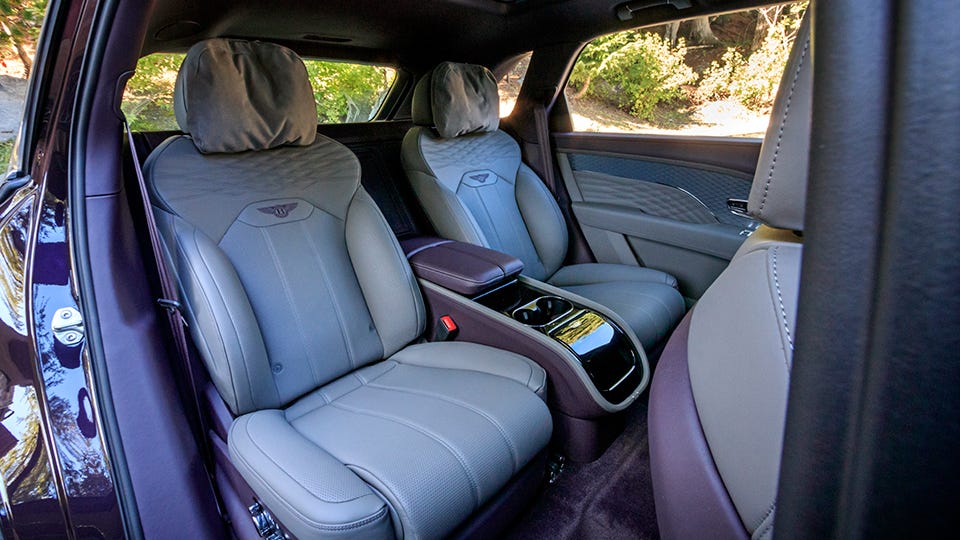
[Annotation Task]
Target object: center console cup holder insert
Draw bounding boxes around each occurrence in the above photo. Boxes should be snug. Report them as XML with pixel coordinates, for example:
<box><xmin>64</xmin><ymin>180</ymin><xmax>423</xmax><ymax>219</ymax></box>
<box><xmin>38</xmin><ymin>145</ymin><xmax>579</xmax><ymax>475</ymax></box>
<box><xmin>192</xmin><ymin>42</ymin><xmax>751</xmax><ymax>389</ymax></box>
<box><xmin>511</xmin><ymin>296</ymin><xmax>574</xmax><ymax>328</ymax></box>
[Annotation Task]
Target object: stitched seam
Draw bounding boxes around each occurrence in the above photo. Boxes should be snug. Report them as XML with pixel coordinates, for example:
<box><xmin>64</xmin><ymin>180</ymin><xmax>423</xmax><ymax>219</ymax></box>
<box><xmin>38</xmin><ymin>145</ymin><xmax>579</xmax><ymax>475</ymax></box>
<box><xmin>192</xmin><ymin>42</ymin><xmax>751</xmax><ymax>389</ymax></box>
<box><xmin>365</xmin><ymin>382</ymin><xmax>520</xmax><ymax>470</ymax></box>
<box><xmin>757</xmin><ymin>35</ymin><xmax>809</xmax><ymax>217</ymax></box>
<box><xmin>184</xmin><ymin>227</ymin><xmax>261</xmax><ymax>410</ymax></box>
<box><xmin>753</xmin><ymin>501</ymin><xmax>777</xmax><ymax>537</ymax></box>
<box><xmin>261</xmin><ymin>227</ymin><xmax>324</xmax><ymax>381</ymax></box>
<box><xmin>770</xmin><ymin>247</ymin><xmax>795</xmax><ymax>355</ymax></box>
<box><xmin>300</xmin><ymin>219</ymin><xmax>362</xmax><ymax>369</ymax></box>
<box><xmin>329</xmin><ymin>401</ymin><xmax>483</xmax><ymax>507</ymax></box>
<box><xmin>236</xmin><ymin>419</ymin><xmax>381</xmax><ymax>508</ymax></box>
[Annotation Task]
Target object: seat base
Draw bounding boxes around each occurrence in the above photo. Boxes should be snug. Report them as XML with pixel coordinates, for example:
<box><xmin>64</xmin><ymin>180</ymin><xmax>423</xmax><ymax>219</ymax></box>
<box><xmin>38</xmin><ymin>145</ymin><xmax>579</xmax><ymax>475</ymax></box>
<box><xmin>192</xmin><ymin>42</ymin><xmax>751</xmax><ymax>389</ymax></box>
<box><xmin>549</xmin><ymin>263</ymin><xmax>686</xmax><ymax>351</ymax></box>
<box><xmin>229</xmin><ymin>341</ymin><xmax>552</xmax><ymax>540</ymax></box>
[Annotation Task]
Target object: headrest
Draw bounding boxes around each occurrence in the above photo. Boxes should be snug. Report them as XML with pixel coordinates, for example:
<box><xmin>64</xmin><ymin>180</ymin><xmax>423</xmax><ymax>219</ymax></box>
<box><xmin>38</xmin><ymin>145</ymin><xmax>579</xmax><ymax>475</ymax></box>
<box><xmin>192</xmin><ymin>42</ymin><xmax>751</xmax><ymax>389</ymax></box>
<box><xmin>412</xmin><ymin>62</ymin><xmax>500</xmax><ymax>139</ymax></box>
<box><xmin>747</xmin><ymin>12</ymin><xmax>812</xmax><ymax>231</ymax></box>
<box><xmin>174</xmin><ymin>39</ymin><xmax>318</xmax><ymax>154</ymax></box>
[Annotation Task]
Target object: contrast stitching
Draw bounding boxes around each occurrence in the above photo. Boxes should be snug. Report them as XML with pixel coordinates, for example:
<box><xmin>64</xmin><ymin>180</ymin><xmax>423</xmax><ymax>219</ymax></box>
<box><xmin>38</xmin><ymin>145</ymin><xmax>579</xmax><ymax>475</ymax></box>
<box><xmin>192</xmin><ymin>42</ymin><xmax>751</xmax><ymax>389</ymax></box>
<box><xmin>329</xmin><ymin>401</ymin><xmax>483</xmax><ymax>507</ymax></box>
<box><xmin>770</xmin><ymin>247</ymin><xmax>795</xmax><ymax>354</ymax></box>
<box><xmin>753</xmin><ymin>501</ymin><xmax>777</xmax><ymax>539</ymax></box>
<box><xmin>757</xmin><ymin>35</ymin><xmax>809</xmax><ymax>217</ymax></box>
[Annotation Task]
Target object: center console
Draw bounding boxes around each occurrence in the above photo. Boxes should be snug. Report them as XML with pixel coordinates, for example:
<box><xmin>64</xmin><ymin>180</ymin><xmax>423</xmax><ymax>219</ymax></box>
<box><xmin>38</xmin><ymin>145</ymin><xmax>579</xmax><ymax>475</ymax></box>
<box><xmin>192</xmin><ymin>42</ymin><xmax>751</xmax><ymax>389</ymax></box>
<box><xmin>403</xmin><ymin>237</ymin><xmax>651</xmax><ymax>461</ymax></box>
<box><xmin>474</xmin><ymin>280</ymin><xmax>643</xmax><ymax>405</ymax></box>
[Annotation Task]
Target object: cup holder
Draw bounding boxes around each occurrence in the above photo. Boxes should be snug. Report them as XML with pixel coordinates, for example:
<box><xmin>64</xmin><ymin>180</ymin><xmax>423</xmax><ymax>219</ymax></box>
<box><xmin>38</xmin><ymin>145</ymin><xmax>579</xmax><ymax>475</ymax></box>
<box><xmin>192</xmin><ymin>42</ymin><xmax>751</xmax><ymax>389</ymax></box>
<box><xmin>512</xmin><ymin>296</ymin><xmax>573</xmax><ymax>327</ymax></box>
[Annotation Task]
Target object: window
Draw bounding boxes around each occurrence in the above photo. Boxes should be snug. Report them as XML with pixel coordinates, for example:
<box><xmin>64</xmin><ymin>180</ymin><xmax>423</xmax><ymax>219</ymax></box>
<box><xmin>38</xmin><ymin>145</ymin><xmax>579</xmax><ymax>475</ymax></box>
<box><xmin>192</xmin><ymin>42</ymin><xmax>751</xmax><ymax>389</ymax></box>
<box><xmin>121</xmin><ymin>54</ymin><xmax>397</xmax><ymax>131</ymax></box>
<box><xmin>564</xmin><ymin>2</ymin><xmax>808</xmax><ymax>137</ymax></box>
<box><xmin>497</xmin><ymin>53</ymin><xmax>531</xmax><ymax>118</ymax></box>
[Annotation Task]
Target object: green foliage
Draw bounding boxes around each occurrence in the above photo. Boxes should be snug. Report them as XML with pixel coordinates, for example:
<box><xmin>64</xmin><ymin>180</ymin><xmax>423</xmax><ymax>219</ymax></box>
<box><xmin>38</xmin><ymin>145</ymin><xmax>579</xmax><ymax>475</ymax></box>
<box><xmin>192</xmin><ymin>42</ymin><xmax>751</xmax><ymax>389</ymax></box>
<box><xmin>568</xmin><ymin>31</ymin><xmax>697</xmax><ymax>121</ymax></box>
<box><xmin>120</xmin><ymin>54</ymin><xmax>396</xmax><ymax>131</ymax></box>
<box><xmin>700</xmin><ymin>3</ymin><xmax>807</xmax><ymax>110</ymax></box>
<box><xmin>303</xmin><ymin>60</ymin><xmax>395</xmax><ymax>123</ymax></box>
<box><xmin>122</xmin><ymin>53</ymin><xmax>184</xmax><ymax>131</ymax></box>
<box><xmin>0</xmin><ymin>139</ymin><xmax>12</xmax><ymax>168</ymax></box>
<box><xmin>0</xmin><ymin>0</ymin><xmax>47</xmax><ymax>45</ymax></box>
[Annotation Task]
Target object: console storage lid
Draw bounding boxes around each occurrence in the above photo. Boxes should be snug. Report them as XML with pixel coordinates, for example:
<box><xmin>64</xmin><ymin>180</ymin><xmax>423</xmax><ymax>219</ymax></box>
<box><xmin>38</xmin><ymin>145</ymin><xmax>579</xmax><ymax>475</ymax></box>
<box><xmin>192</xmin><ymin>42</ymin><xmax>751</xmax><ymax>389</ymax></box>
<box><xmin>402</xmin><ymin>237</ymin><xmax>524</xmax><ymax>296</ymax></box>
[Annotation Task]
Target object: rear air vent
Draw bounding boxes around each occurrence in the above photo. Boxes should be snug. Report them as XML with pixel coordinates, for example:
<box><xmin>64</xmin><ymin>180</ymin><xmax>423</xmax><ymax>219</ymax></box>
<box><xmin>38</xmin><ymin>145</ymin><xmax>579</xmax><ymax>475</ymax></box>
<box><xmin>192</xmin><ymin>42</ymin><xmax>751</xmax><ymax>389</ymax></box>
<box><xmin>302</xmin><ymin>34</ymin><xmax>352</xmax><ymax>44</ymax></box>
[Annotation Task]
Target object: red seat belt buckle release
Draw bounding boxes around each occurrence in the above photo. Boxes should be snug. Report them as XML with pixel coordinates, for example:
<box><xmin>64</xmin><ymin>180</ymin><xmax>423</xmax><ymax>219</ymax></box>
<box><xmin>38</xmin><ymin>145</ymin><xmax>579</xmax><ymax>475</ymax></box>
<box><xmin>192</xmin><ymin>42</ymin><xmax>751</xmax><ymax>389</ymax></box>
<box><xmin>435</xmin><ymin>315</ymin><xmax>459</xmax><ymax>341</ymax></box>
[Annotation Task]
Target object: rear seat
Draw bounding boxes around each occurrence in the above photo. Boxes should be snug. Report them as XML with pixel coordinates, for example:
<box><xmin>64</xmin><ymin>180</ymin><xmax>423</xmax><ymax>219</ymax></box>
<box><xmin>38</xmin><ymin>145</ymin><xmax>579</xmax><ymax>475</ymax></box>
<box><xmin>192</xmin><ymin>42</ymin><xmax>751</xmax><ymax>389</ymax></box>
<box><xmin>143</xmin><ymin>38</ymin><xmax>552</xmax><ymax>539</ymax></box>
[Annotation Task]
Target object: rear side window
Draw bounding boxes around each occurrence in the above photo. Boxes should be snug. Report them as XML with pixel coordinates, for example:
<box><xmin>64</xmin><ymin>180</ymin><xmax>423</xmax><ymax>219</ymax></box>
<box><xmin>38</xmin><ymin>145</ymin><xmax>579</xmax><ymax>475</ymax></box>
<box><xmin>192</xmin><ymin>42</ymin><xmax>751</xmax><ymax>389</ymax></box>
<box><xmin>564</xmin><ymin>2</ymin><xmax>808</xmax><ymax>137</ymax></box>
<box><xmin>498</xmin><ymin>53</ymin><xmax>531</xmax><ymax>118</ymax></box>
<box><xmin>121</xmin><ymin>54</ymin><xmax>397</xmax><ymax>131</ymax></box>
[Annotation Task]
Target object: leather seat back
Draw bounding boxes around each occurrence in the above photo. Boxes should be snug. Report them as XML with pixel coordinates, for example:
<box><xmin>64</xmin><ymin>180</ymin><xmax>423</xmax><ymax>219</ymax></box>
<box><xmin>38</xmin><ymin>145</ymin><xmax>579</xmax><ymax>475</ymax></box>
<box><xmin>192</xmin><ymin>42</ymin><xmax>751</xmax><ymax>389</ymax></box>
<box><xmin>649</xmin><ymin>12</ymin><xmax>811</xmax><ymax>540</ymax></box>
<box><xmin>144</xmin><ymin>39</ymin><xmax>426</xmax><ymax>415</ymax></box>
<box><xmin>402</xmin><ymin>62</ymin><xmax>569</xmax><ymax>280</ymax></box>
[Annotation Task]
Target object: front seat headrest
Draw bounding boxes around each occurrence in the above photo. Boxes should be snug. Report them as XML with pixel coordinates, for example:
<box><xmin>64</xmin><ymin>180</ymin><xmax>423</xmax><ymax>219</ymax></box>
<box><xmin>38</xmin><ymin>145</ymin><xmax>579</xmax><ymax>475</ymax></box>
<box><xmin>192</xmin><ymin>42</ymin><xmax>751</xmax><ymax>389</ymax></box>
<box><xmin>747</xmin><ymin>13</ymin><xmax>812</xmax><ymax>232</ymax></box>
<box><xmin>412</xmin><ymin>61</ymin><xmax>500</xmax><ymax>139</ymax></box>
<box><xmin>174</xmin><ymin>39</ymin><xmax>318</xmax><ymax>154</ymax></box>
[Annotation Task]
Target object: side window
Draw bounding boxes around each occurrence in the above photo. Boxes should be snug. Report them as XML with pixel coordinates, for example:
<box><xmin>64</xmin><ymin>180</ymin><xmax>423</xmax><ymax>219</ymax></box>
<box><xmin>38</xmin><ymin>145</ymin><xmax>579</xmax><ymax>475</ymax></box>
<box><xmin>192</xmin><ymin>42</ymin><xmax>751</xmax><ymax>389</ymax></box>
<box><xmin>302</xmin><ymin>60</ymin><xmax>396</xmax><ymax>123</ymax></box>
<box><xmin>564</xmin><ymin>2</ymin><xmax>808</xmax><ymax>136</ymax></box>
<box><xmin>1</xmin><ymin>0</ymin><xmax>48</xmax><ymax>167</ymax></box>
<box><xmin>497</xmin><ymin>53</ymin><xmax>531</xmax><ymax>118</ymax></box>
<box><xmin>121</xmin><ymin>54</ymin><xmax>397</xmax><ymax>131</ymax></box>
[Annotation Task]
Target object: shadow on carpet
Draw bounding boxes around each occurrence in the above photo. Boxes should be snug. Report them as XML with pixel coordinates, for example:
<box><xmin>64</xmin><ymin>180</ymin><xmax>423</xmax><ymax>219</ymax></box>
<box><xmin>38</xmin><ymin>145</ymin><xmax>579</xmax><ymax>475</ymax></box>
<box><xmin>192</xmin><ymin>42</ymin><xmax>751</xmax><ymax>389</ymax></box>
<box><xmin>505</xmin><ymin>399</ymin><xmax>659</xmax><ymax>540</ymax></box>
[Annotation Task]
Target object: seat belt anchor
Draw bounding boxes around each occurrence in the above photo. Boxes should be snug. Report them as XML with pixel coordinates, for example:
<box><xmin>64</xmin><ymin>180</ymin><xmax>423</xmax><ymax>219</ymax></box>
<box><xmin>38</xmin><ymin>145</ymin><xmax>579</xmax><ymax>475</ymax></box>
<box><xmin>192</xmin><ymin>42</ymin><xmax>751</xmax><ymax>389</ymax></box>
<box><xmin>157</xmin><ymin>298</ymin><xmax>182</xmax><ymax>312</ymax></box>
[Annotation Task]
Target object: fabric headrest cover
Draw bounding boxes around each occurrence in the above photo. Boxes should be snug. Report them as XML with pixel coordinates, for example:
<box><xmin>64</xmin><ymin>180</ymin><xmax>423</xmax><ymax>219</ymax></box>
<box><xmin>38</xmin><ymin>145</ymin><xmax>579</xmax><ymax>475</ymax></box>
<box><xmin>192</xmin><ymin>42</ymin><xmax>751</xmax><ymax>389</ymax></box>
<box><xmin>747</xmin><ymin>12</ymin><xmax>812</xmax><ymax>231</ymax></box>
<box><xmin>174</xmin><ymin>39</ymin><xmax>317</xmax><ymax>154</ymax></box>
<box><xmin>412</xmin><ymin>62</ymin><xmax>500</xmax><ymax>139</ymax></box>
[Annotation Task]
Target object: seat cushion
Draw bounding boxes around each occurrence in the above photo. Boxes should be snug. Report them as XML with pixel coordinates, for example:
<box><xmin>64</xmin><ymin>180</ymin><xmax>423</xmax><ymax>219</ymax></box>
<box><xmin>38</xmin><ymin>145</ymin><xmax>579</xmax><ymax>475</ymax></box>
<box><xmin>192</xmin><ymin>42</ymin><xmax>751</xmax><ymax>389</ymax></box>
<box><xmin>229</xmin><ymin>341</ymin><xmax>552</xmax><ymax>540</ymax></box>
<box><xmin>549</xmin><ymin>263</ymin><xmax>685</xmax><ymax>351</ymax></box>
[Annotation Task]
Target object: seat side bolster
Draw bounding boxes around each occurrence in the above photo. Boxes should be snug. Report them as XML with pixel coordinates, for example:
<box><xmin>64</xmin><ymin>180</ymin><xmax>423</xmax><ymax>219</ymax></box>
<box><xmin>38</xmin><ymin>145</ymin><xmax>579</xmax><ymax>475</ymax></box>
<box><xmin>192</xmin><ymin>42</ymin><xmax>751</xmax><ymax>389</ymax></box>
<box><xmin>515</xmin><ymin>163</ymin><xmax>568</xmax><ymax>278</ymax></box>
<box><xmin>687</xmin><ymin>243</ymin><xmax>801</xmax><ymax>535</ymax></box>
<box><xmin>346</xmin><ymin>189</ymin><xmax>426</xmax><ymax>358</ymax></box>
<box><xmin>161</xmin><ymin>211</ymin><xmax>280</xmax><ymax>415</ymax></box>
<box><xmin>229</xmin><ymin>411</ymin><xmax>394</xmax><ymax>539</ymax></box>
<box><xmin>401</xmin><ymin>128</ymin><xmax>489</xmax><ymax>246</ymax></box>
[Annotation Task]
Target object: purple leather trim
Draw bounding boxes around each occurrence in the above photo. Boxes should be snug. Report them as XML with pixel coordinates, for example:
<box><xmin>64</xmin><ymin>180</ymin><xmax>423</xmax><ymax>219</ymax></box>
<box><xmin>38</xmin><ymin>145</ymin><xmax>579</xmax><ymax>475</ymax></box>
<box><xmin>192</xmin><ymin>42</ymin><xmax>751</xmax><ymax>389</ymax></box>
<box><xmin>403</xmin><ymin>237</ymin><xmax>524</xmax><ymax>296</ymax></box>
<box><xmin>648</xmin><ymin>313</ymin><xmax>748</xmax><ymax>540</ymax></box>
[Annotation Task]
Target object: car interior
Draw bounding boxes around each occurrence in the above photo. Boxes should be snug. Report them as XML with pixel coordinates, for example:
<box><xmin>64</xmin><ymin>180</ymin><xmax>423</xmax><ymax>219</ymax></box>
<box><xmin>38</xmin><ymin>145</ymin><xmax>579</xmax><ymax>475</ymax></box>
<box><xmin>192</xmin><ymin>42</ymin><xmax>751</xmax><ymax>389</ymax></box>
<box><xmin>25</xmin><ymin>0</ymin><xmax>955</xmax><ymax>538</ymax></box>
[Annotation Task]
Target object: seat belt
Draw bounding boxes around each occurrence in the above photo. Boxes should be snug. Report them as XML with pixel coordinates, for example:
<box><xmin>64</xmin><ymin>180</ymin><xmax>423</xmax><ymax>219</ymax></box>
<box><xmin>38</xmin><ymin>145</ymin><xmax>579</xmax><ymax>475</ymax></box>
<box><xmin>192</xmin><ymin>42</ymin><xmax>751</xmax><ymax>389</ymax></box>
<box><xmin>532</xmin><ymin>101</ymin><xmax>560</xmax><ymax>198</ymax></box>
<box><xmin>123</xmin><ymin>119</ymin><xmax>230</xmax><ymax>526</ymax></box>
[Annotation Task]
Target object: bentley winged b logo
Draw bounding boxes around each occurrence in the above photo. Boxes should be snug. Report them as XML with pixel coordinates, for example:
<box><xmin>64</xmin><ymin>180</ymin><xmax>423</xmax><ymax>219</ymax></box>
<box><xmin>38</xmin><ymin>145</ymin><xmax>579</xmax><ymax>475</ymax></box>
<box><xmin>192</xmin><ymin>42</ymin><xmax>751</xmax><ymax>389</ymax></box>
<box><xmin>257</xmin><ymin>202</ymin><xmax>299</xmax><ymax>218</ymax></box>
<box><xmin>469</xmin><ymin>173</ymin><xmax>490</xmax><ymax>183</ymax></box>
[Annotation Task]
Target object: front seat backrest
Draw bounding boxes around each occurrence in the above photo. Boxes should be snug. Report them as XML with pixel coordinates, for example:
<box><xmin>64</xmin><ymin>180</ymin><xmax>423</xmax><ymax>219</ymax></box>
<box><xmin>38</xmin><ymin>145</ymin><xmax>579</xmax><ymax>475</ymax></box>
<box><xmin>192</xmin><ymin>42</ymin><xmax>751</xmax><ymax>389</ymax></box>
<box><xmin>145</xmin><ymin>39</ymin><xmax>425</xmax><ymax>415</ymax></box>
<box><xmin>402</xmin><ymin>62</ymin><xmax>569</xmax><ymax>281</ymax></box>
<box><xmin>648</xmin><ymin>11</ymin><xmax>811</xmax><ymax>540</ymax></box>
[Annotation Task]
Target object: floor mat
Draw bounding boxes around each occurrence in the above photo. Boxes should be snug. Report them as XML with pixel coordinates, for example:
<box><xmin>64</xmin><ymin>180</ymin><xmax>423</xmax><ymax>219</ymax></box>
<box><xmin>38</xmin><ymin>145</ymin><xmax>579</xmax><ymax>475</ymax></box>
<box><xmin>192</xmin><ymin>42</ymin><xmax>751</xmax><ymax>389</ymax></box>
<box><xmin>505</xmin><ymin>399</ymin><xmax>660</xmax><ymax>540</ymax></box>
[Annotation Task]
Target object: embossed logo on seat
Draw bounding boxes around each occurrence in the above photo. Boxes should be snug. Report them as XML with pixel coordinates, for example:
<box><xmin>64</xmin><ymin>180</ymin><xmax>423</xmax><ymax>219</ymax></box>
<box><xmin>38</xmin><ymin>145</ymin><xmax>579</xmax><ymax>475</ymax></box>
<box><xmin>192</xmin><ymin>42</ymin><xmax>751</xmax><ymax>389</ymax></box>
<box><xmin>257</xmin><ymin>202</ymin><xmax>298</xmax><ymax>218</ymax></box>
<box><xmin>469</xmin><ymin>173</ymin><xmax>490</xmax><ymax>183</ymax></box>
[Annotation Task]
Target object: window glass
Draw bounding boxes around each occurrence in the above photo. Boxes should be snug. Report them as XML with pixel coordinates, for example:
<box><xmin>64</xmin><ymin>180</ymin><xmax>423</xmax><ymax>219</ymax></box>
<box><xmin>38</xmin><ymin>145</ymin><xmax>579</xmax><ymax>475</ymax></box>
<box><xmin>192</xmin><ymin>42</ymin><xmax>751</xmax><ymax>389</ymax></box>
<box><xmin>1</xmin><ymin>0</ymin><xmax>49</xmax><ymax>166</ymax></box>
<box><xmin>302</xmin><ymin>59</ymin><xmax>396</xmax><ymax>123</ymax></box>
<box><xmin>498</xmin><ymin>53</ymin><xmax>531</xmax><ymax>118</ymax></box>
<box><xmin>121</xmin><ymin>54</ymin><xmax>397</xmax><ymax>131</ymax></box>
<box><xmin>564</xmin><ymin>2</ymin><xmax>808</xmax><ymax>137</ymax></box>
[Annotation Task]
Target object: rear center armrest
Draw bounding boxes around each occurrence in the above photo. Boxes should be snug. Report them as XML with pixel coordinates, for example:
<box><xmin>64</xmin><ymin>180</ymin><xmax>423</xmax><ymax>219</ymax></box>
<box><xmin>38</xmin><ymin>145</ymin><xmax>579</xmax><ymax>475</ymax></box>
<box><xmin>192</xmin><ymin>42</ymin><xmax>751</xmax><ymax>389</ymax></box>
<box><xmin>401</xmin><ymin>237</ymin><xmax>524</xmax><ymax>297</ymax></box>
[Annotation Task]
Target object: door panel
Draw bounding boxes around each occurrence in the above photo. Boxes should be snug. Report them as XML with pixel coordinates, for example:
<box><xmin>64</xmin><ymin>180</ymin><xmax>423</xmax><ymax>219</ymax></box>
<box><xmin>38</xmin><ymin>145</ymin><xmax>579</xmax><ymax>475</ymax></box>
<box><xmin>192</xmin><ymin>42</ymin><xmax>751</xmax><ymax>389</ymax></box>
<box><xmin>555</xmin><ymin>134</ymin><xmax>761</xmax><ymax>299</ymax></box>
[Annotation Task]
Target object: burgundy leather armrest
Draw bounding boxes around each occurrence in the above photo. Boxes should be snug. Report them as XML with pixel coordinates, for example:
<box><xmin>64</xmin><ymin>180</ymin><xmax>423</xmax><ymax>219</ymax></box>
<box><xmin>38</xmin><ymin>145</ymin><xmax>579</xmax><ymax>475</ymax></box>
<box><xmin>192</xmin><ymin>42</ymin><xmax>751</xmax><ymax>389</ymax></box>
<box><xmin>401</xmin><ymin>237</ymin><xmax>524</xmax><ymax>296</ymax></box>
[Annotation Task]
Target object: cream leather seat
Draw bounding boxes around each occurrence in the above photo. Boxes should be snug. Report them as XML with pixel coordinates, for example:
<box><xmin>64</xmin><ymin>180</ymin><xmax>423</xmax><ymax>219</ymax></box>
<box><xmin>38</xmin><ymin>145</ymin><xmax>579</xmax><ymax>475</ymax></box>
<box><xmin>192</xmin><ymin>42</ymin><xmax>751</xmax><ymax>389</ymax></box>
<box><xmin>401</xmin><ymin>63</ymin><xmax>685</xmax><ymax>351</ymax></box>
<box><xmin>648</xmin><ymin>12</ymin><xmax>811</xmax><ymax>540</ymax></box>
<box><xmin>144</xmin><ymin>39</ymin><xmax>552</xmax><ymax>539</ymax></box>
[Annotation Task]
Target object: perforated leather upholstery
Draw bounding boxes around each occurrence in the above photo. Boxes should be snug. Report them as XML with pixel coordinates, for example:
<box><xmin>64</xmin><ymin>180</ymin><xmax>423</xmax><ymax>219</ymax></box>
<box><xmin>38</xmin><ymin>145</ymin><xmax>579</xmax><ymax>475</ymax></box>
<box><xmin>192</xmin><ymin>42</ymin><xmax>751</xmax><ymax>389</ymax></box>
<box><xmin>649</xmin><ymin>12</ymin><xmax>811</xmax><ymax>540</ymax></box>
<box><xmin>402</xmin><ymin>64</ymin><xmax>685</xmax><ymax>350</ymax></box>
<box><xmin>144</xmin><ymin>39</ymin><xmax>552</xmax><ymax>540</ymax></box>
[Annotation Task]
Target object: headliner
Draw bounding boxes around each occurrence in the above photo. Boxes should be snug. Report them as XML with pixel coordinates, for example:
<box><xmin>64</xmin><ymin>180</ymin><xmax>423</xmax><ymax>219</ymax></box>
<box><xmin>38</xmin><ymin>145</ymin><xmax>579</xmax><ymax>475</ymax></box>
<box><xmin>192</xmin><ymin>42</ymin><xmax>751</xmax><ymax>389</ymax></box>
<box><xmin>142</xmin><ymin>0</ymin><xmax>773</xmax><ymax>68</ymax></box>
